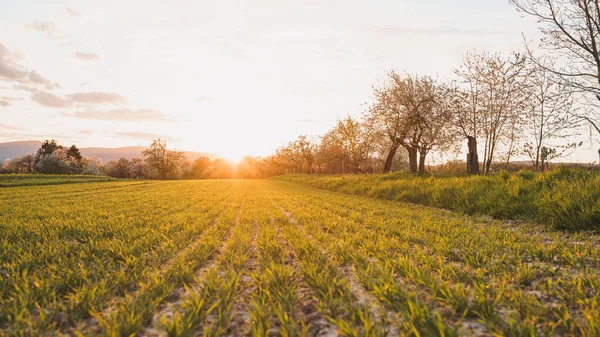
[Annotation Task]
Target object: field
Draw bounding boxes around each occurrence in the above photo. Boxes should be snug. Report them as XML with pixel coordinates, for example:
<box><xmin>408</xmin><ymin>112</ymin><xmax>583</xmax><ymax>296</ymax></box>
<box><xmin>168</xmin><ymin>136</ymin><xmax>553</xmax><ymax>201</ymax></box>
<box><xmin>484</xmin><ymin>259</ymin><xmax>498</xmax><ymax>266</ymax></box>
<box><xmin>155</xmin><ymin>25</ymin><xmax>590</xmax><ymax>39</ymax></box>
<box><xmin>1</xmin><ymin>178</ymin><xmax>599</xmax><ymax>336</ymax></box>
<box><xmin>0</xmin><ymin>174</ymin><xmax>115</xmax><ymax>188</ymax></box>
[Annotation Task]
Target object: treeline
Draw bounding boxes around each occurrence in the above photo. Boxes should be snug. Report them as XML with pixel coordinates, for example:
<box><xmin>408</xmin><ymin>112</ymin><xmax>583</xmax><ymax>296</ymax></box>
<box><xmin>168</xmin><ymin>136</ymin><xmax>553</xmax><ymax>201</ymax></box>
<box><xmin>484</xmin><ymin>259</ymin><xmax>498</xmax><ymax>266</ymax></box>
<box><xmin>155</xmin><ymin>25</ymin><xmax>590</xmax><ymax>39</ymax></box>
<box><xmin>263</xmin><ymin>53</ymin><xmax>587</xmax><ymax>176</ymax></box>
<box><xmin>265</xmin><ymin>0</ymin><xmax>600</xmax><ymax>175</ymax></box>
<box><xmin>0</xmin><ymin>139</ymin><xmax>268</xmax><ymax>179</ymax></box>
<box><xmin>0</xmin><ymin>140</ymin><xmax>101</xmax><ymax>175</ymax></box>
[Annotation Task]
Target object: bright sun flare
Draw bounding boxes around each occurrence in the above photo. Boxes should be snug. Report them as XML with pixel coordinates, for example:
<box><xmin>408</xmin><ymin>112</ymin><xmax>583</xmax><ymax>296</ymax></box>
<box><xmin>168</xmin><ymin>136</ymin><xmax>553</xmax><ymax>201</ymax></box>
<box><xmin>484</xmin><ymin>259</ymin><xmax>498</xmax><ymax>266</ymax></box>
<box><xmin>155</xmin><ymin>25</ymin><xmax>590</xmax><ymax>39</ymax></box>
<box><xmin>221</xmin><ymin>151</ymin><xmax>246</xmax><ymax>164</ymax></box>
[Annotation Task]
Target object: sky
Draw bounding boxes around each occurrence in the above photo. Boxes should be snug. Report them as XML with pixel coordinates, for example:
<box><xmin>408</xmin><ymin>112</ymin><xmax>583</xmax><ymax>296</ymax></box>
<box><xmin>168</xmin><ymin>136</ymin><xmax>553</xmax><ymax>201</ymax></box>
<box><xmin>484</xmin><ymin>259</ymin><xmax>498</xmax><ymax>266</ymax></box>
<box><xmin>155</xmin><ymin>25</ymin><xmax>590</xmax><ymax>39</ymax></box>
<box><xmin>0</xmin><ymin>0</ymin><xmax>597</xmax><ymax>163</ymax></box>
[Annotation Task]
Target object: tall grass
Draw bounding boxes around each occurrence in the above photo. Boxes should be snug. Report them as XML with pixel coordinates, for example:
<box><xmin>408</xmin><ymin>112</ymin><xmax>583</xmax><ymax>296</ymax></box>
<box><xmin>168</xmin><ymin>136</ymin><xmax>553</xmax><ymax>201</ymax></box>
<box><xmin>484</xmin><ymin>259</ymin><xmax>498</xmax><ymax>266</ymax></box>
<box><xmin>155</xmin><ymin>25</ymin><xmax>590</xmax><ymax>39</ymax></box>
<box><xmin>276</xmin><ymin>167</ymin><xmax>600</xmax><ymax>231</ymax></box>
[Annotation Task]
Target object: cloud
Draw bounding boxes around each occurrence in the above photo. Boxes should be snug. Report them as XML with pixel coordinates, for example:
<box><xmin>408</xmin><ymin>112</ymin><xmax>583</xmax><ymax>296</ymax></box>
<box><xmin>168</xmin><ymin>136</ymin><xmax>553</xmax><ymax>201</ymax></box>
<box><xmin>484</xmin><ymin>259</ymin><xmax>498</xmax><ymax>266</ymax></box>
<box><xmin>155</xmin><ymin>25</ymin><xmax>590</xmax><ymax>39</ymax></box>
<box><xmin>372</xmin><ymin>26</ymin><xmax>511</xmax><ymax>37</ymax></box>
<box><xmin>68</xmin><ymin>92</ymin><xmax>126</xmax><ymax>104</ymax></box>
<box><xmin>66</xmin><ymin>8</ymin><xmax>81</xmax><ymax>16</ymax></box>
<box><xmin>0</xmin><ymin>96</ymin><xmax>24</xmax><ymax>101</ymax></box>
<box><xmin>0</xmin><ymin>43</ymin><xmax>27</xmax><ymax>81</ymax></box>
<box><xmin>79</xmin><ymin>129</ymin><xmax>93</xmax><ymax>135</ymax></box>
<box><xmin>31</xmin><ymin>91</ymin><xmax>72</xmax><ymax>108</ymax></box>
<box><xmin>27</xmin><ymin>70</ymin><xmax>59</xmax><ymax>89</ymax></box>
<box><xmin>26</xmin><ymin>21</ymin><xmax>59</xmax><ymax>38</ymax></box>
<box><xmin>67</xmin><ymin>108</ymin><xmax>171</xmax><ymax>121</ymax></box>
<box><xmin>116</xmin><ymin>131</ymin><xmax>178</xmax><ymax>141</ymax></box>
<box><xmin>74</xmin><ymin>51</ymin><xmax>100</xmax><ymax>61</ymax></box>
<box><xmin>0</xmin><ymin>100</ymin><xmax>10</xmax><ymax>107</ymax></box>
<box><xmin>0</xmin><ymin>124</ymin><xmax>24</xmax><ymax>130</ymax></box>
<box><xmin>196</xmin><ymin>96</ymin><xmax>215</xmax><ymax>102</ymax></box>
<box><xmin>28</xmin><ymin>90</ymin><xmax>127</xmax><ymax>108</ymax></box>
<box><xmin>0</xmin><ymin>42</ymin><xmax>59</xmax><ymax>89</ymax></box>
<box><xmin>13</xmin><ymin>84</ymin><xmax>37</xmax><ymax>92</ymax></box>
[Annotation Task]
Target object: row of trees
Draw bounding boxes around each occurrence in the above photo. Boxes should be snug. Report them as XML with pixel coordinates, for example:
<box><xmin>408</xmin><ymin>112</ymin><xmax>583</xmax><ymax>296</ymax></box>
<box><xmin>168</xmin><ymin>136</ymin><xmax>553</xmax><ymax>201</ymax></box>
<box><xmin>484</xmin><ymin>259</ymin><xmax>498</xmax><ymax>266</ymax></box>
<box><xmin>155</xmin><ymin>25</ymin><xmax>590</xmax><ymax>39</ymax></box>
<box><xmin>264</xmin><ymin>54</ymin><xmax>583</xmax><ymax>175</ymax></box>
<box><xmin>1</xmin><ymin>139</ymin><xmax>187</xmax><ymax>179</ymax></box>
<box><xmin>1</xmin><ymin>140</ymin><xmax>98</xmax><ymax>175</ymax></box>
<box><xmin>261</xmin><ymin>0</ymin><xmax>600</xmax><ymax>175</ymax></box>
<box><xmin>1</xmin><ymin>138</ymin><xmax>269</xmax><ymax>179</ymax></box>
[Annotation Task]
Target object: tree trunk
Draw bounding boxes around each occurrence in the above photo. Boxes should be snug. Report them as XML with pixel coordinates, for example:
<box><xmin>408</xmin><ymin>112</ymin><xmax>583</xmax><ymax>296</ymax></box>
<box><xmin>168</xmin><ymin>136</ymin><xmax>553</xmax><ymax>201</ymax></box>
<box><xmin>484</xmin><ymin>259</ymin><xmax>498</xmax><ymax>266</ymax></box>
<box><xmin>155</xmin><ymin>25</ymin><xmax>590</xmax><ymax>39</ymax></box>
<box><xmin>466</xmin><ymin>136</ymin><xmax>480</xmax><ymax>175</ymax></box>
<box><xmin>383</xmin><ymin>142</ymin><xmax>400</xmax><ymax>173</ymax></box>
<box><xmin>418</xmin><ymin>151</ymin><xmax>427</xmax><ymax>174</ymax></box>
<box><xmin>407</xmin><ymin>147</ymin><xmax>418</xmax><ymax>173</ymax></box>
<box><xmin>485</xmin><ymin>158</ymin><xmax>492</xmax><ymax>174</ymax></box>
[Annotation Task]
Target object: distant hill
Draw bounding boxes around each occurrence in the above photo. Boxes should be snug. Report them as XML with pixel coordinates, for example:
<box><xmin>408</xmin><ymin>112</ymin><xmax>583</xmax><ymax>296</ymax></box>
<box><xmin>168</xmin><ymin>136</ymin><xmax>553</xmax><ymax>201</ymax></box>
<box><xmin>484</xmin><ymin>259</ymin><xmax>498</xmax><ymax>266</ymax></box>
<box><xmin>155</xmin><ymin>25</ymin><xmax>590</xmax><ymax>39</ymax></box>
<box><xmin>0</xmin><ymin>141</ymin><xmax>216</xmax><ymax>163</ymax></box>
<box><xmin>0</xmin><ymin>141</ymin><xmax>41</xmax><ymax>161</ymax></box>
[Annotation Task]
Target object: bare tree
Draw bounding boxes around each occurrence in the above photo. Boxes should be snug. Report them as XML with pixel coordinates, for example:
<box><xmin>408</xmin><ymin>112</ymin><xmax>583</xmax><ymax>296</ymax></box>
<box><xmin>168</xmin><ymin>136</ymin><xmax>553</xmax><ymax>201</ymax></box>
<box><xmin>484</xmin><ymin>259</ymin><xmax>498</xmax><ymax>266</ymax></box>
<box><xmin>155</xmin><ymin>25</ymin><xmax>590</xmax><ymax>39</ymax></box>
<box><xmin>524</xmin><ymin>59</ymin><xmax>581</xmax><ymax>170</ymax></box>
<box><xmin>511</xmin><ymin>0</ymin><xmax>600</xmax><ymax>136</ymax></box>
<box><xmin>453</xmin><ymin>51</ymin><xmax>529</xmax><ymax>174</ymax></box>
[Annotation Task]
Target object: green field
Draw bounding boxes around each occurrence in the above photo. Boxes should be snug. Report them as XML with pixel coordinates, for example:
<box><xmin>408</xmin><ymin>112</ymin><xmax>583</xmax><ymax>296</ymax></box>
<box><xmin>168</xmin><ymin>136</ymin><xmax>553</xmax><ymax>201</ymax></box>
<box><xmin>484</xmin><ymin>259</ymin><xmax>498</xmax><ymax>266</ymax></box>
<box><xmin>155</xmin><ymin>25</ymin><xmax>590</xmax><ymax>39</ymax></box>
<box><xmin>1</xmin><ymin>178</ymin><xmax>599</xmax><ymax>336</ymax></box>
<box><xmin>0</xmin><ymin>174</ymin><xmax>116</xmax><ymax>188</ymax></box>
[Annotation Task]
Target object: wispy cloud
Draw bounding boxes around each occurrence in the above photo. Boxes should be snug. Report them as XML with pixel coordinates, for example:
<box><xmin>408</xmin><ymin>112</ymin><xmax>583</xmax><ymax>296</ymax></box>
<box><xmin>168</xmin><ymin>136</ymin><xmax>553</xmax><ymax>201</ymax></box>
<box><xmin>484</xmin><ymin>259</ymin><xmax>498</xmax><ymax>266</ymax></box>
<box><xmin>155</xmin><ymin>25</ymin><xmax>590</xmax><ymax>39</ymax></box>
<box><xmin>25</xmin><ymin>21</ymin><xmax>59</xmax><ymax>38</ymax></box>
<box><xmin>74</xmin><ymin>51</ymin><xmax>100</xmax><ymax>61</ymax></box>
<box><xmin>196</xmin><ymin>96</ymin><xmax>215</xmax><ymax>102</ymax></box>
<box><xmin>1</xmin><ymin>42</ymin><xmax>59</xmax><ymax>89</ymax></box>
<box><xmin>0</xmin><ymin>124</ymin><xmax>24</xmax><ymax>131</ymax></box>
<box><xmin>66</xmin><ymin>8</ymin><xmax>81</xmax><ymax>16</ymax></box>
<box><xmin>66</xmin><ymin>108</ymin><xmax>172</xmax><ymax>121</ymax></box>
<box><xmin>27</xmin><ymin>70</ymin><xmax>59</xmax><ymax>89</ymax></box>
<box><xmin>0</xmin><ymin>96</ymin><xmax>25</xmax><ymax>101</ymax></box>
<box><xmin>68</xmin><ymin>92</ymin><xmax>126</xmax><ymax>104</ymax></box>
<box><xmin>116</xmin><ymin>131</ymin><xmax>178</xmax><ymax>141</ymax></box>
<box><xmin>28</xmin><ymin>90</ymin><xmax>127</xmax><ymax>108</ymax></box>
<box><xmin>31</xmin><ymin>91</ymin><xmax>72</xmax><ymax>108</ymax></box>
<box><xmin>0</xmin><ymin>100</ymin><xmax>10</xmax><ymax>107</ymax></box>
<box><xmin>371</xmin><ymin>26</ymin><xmax>512</xmax><ymax>37</ymax></box>
<box><xmin>79</xmin><ymin>129</ymin><xmax>93</xmax><ymax>135</ymax></box>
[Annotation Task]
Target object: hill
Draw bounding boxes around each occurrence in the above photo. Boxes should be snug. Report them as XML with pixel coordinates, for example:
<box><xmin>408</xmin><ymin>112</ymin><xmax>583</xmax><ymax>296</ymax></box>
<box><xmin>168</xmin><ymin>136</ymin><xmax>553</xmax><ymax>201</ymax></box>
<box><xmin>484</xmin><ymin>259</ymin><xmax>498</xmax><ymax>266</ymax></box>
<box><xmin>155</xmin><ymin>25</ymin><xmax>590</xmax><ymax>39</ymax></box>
<box><xmin>0</xmin><ymin>141</ymin><xmax>215</xmax><ymax>163</ymax></box>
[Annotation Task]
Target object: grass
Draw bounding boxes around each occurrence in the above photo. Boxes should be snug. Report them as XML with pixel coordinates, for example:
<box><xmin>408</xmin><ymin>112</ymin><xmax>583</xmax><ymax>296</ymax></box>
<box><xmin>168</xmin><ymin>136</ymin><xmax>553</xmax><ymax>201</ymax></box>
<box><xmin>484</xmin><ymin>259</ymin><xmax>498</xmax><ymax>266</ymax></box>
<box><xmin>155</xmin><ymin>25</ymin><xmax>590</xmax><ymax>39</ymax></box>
<box><xmin>1</xmin><ymin>178</ymin><xmax>599</xmax><ymax>336</ymax></box>
<box><xmin>275</xmin><ymin>167</ymin><xmax>600</xmax><ymax>231</ymax></box>
<box><xmin>0</xmin><ymin>174</ymin><xmax>115</xmax><ymax>187</ymax></box>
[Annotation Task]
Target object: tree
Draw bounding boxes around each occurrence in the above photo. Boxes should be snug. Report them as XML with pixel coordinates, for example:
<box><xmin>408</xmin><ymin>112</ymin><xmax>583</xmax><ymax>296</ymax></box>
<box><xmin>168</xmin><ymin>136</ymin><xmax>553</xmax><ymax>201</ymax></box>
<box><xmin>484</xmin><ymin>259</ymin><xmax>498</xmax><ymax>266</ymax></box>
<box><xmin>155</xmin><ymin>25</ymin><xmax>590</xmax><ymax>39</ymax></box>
<box><xmin>34</xmin><ymin>140</ymin><xmax>62</xmax><ymax>166</ymax></box>
<box><xmin>235</xmin><ymin>156</ymin><xmax>260</xmax><ymax>178</ymax></box>
<box><xmin>366</xmin><ymin>72</ymin><xmax>454</xmax><ymax>174</ymax></box>
<box><xmin>318</xmin><ymin>117</ymin><xmax>371</xmax><ymax>174</ymax></box>
<box><xmin>81</xmin><ymin>156</ymin><xmax>104</xmax><ymax>175</ymax></box>
<box><xmin>128</xmin><ymin>158</ymin><xmax>147</xmax><ymax>179</ymax></box>
<box><xmin>511</xmin><ymin>0</ymin><xmax>600</xmax><ymax>137</ymax></box>
<box><xmin>142</xmin><ymin>139</ymin><xmax>186</xmax><ymax>179</ymax></box>
<box><xmin>188</xmin><ymin>156</ymin><xmax>212</xmax><ymax>178</ymax></box>
<box><xmin>453</xmin><ymin>51</ymin><xmax>529</xmax><ymax>174</ymax></box>
<box><xmin>207</xmin><ymin>158</ymin><xmax>234</xmax><ymax>178</ymax></box>
<box><xmin>2</xmin><ymin>154</ymin><xmax>35</xmax><ymax>173</ymax></box>
<box><xmin>524</xmin><ymin>59</ymin><xmax>581</xmax><ymax>170</ymax></box>
<box><xmin>35</xmin><ymin>149</ymin><xmax>81</xmax><ymax>174</ymax></box>
<box><xmin>66</xmin><ymin>145</ymin><xmax>83</xmax><ymax>162</ymax></box>
<box><xmin>104</xmin><ymin>157</ymin><xmax>131</xmax><ymax>178</ymax></box>
<box><xmin>366</xmin><ymin>72</ymin><xmax>411</xmax><ymax>173</ymax></box>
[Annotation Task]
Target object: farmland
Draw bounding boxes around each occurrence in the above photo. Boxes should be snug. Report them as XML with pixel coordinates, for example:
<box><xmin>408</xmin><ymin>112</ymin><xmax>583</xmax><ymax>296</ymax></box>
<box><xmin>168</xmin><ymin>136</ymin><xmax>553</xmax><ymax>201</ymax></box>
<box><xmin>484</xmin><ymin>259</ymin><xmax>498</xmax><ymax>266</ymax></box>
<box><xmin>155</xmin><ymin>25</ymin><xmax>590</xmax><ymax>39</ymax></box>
<box><xmin>1</xmin><ymin>178</ymin><xmax>599</xmax><ymax>336</ymax></box>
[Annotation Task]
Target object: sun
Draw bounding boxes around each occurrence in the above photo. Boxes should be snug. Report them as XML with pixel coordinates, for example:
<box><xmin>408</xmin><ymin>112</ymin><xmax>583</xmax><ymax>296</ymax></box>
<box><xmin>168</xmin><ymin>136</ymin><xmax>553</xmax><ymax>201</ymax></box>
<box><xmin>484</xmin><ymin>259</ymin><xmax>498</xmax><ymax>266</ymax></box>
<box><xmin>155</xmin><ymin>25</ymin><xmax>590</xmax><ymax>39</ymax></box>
<box><xmin>221</xmin><ymin>150</ymin><xmax>246</xmax><ymax>164</ymax></box>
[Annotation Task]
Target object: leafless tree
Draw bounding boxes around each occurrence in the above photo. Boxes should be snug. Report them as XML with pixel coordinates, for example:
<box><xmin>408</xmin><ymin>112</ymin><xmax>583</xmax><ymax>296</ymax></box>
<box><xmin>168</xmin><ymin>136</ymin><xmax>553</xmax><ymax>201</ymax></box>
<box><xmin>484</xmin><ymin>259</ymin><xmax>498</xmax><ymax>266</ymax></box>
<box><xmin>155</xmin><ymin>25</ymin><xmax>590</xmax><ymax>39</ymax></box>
<box><xmin>524</xmin><ymin>58</ymin><xmax>581</xmax><ymax>170</ymax></box>
<box><xmin>511</xmin><ymin>0</ymin><xmax>600</xmax><ymax>136</ymax></box>
<box><xmin>453</xmin><ymin>51</ymin><xmax>529</xmax><ymax>174</ymax></box>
